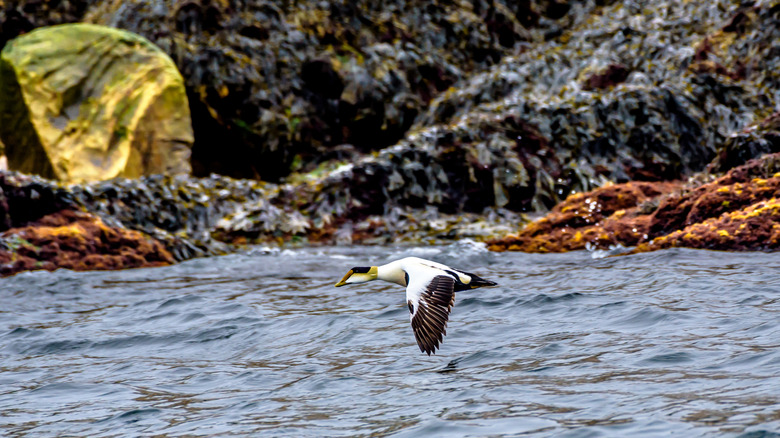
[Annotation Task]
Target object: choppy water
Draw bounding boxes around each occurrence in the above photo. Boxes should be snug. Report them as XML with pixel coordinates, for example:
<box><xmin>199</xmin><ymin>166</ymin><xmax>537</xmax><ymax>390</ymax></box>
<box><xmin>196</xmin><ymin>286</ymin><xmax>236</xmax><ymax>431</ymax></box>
<box><xmin>1</xmin><ymin>242</ymin><xmax>780</xmax><ymax>437</ymax></box>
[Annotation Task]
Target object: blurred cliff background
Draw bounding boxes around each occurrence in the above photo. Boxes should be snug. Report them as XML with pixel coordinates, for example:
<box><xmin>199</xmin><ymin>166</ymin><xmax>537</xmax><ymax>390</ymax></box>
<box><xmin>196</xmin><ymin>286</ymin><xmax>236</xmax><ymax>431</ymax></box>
<box><xmin>0</xmin><ymin>0</ymin><xmax>778</xmax><ymax>275</ymax></box>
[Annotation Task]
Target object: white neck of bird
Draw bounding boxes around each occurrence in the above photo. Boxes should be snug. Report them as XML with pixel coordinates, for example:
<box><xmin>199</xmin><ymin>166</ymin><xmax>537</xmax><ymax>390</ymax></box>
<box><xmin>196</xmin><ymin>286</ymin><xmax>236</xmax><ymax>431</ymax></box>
<box><xmin>377</xmin><ymin>262</ymin><xmax>407</xmax><ymax>287</ymax></box>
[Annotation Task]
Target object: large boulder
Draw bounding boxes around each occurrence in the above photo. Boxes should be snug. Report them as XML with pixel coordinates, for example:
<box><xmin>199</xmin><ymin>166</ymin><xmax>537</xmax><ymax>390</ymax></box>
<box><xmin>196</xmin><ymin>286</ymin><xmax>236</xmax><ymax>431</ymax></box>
<box><xmin>0</xmin><ymin>23</ymin><xmax>192</xmax><ymax>184</ymax></box>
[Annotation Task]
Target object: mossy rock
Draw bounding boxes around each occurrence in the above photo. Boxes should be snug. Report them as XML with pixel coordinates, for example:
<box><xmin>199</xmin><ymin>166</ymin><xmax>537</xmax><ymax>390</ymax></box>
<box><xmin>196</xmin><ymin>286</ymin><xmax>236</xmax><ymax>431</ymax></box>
<box><xmin>0</xmin><ymin>23</ymin><xmax>193</xmax><ymax>183</ymax></box>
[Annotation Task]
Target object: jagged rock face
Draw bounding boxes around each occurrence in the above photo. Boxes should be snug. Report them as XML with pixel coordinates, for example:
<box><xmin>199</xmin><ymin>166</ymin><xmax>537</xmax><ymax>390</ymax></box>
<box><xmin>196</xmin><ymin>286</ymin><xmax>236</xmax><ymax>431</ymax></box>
<box><xmin>5</xmin><ymin>0</ymin><xmax>775</xmax><ymax>194</ymax></box>
<box><xmin>420</xmin><ymin>0</ymin><xmax>780</xmax><ymax>189</ymax></box>
<box><xmin>0</xmin><ymin>172</ymin><xmax>76</xmax><ymax>232</ymax></box>
<box><xmin>0</xmin><ymin>23</ymin><xmax>193</xmax><ymax>184</ymax></box>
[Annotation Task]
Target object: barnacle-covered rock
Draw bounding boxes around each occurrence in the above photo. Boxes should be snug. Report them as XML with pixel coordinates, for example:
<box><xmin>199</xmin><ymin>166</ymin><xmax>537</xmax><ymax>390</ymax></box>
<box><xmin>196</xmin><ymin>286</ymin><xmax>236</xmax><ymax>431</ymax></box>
<box><xmin>0</xmin><ymin>209</ymin><xmax>174</xmax><ymax>276</ymax></box>
<box><xmin>70</xmin><ymin>173</ymin><xmax>273</xmax><ymax>260</ymax></box>
<box><xmin>272</xmin><ymin>114</ymin><xmax>573</xmax><ymax>226</ymax></box>
<box><xmin>647</xmin><ymin>153</ymin><xmax>780</xmax><ymax>239</ymax></box>
<box><xmin>0</xmin><ymin>23</ymin><xmax>193</xmax><ymax>184</ymax></box>
<box><xmin>635</xmin><ymin>198</ymin><xmax>780</xmax><ymax>252</ymax></box>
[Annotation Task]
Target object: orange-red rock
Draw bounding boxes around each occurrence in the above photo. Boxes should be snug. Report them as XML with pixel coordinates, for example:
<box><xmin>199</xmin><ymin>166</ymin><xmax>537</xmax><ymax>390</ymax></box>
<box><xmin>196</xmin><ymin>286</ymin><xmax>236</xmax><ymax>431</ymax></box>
<box><xmin>634</xmin><ymin>198</ymin><xmax>780</xmax><ymax>252</ymax></box>
<box><xmin>489</xmin><ymin>153</ymin><xmax>780</xmax><ymax>253</ymax></box>
<box><xmin>487</xmin><ymin>181</ymin><xmax>681</xmax><ymax>252</ymax></box>
<box><xmin>0</xmin><ymin>209</ymin><xmax>174</xmax><ymax>276</ymax></box>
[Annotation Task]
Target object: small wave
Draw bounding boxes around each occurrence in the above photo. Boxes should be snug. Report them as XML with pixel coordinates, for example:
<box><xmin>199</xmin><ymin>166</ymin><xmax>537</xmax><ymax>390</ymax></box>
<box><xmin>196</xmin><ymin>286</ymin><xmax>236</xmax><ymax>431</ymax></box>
<box><xmin>516</xmin><ymin>292</ymin><xmax>584</xmax><ymax>307</ymax></box>
<box><xmin>638</xmin><ymin>351</ymin><xmax>694</xmax><ymax>365</ymax></box>
<box><xmin>436</xmin><ymin>347</ymin><xmax>510</xmax><ymax>373</ymax></box>
<box><xmin>373</xmin><ymin>306</ymin><xmax>407</xmax><ymax>319</ymax></box>
<box><xmin>244</xmin><ymin>246</ymin><xmax>281</xmax><ymax>256</ymax></box>
<box><xmin>179</xmin><ymin>312</ymin><xmax>207</xmax><ymax>322</ymax></box>
<box><xmin>708</xmin><ymin>351</ymin><xmax>776</xmax><ymax>371</ymax></box>
<box><xmin>157</xmin><ymin>295</ymin><xmax>204</xmax><ymax>309</ymax></box>
<box><xmin>458</xmin><ymin>296</ymin><xmax>508</xmax><ymax>308</ymax></box>
<box><xmin>737</xmin><ymin>431</ymin><xmax>780</xmax><ymax>438</ymax></box>
<box><xmin>383</xmin><ymin>239</ymin><xmax>494</xmax><ymax>267</ymax></box>
<box><xmin>589</xmin><ymin>243</ymin><xmax>633</xmax><ymax>259</ymax></box>
<box><xmin>614</xmin><ymin>307</ymin><xmax>673</xmax><ymax>328</ymax></box>
<box><xmin>31</xmin><ymin>382</ymin><xmax>96</xmax><ymax>393</ymax></box>
<box><xmin>188</xmin><ymin>325</ymin><xmax>240</xmax><ymax>343</ymax></box>
<box><xmin>94</xmin><ymin>334</ymin><xmax>181</xmax><ymax>350</ymax></box>
<box><xmin>95</xmin><ymin>408</ymin><xmax>162</xmax><ymax>425</ymax></box>
<box><xmin>3</xmin><ymin>327</ymin><xmax>43</xmax><ymax>339</ymax></box>
<box><xmin>21</xmin><ymin>339</ymin><xmax>91</xmax><ymax>355</ymax></box>
<box><xmin>443</xmin><ymin>239</ymin><xmax>490</xmax><ymax>255</ymax></box>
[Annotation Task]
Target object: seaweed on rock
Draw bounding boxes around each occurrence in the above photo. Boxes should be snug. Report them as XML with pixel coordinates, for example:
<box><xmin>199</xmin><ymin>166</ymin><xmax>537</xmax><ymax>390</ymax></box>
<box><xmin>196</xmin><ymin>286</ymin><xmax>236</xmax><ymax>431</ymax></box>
<box><xmin>420</xmin><ymin>0</ymin><xmax>779</xmax><ymax>189</ymax></box>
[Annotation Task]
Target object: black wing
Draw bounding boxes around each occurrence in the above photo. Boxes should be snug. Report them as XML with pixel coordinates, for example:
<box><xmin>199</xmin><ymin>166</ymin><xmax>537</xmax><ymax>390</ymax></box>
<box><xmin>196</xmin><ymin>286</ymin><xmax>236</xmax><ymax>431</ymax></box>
<box><xmin>410</xmin><ymin>275</ymin><xmax>456</xmax><ymax>355</ymax></box>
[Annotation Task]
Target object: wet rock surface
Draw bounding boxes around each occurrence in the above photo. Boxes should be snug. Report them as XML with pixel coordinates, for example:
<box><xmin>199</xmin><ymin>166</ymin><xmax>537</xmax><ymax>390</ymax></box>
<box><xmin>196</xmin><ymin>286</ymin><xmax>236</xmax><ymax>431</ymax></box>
<box><xmin>0</xmin><ymin>171</ymin><xmax>262</xmax><ymax>274</ymax></box>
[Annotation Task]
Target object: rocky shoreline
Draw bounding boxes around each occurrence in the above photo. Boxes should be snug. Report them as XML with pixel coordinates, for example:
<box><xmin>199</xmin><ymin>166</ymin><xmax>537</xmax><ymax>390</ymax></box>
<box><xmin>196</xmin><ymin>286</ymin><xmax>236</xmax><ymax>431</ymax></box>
<box><xmin>3</xmin><ymin>146</ymin><xmax>780</xmax><ymax>277</ymax></box>
<box><xmin>0</xmin><ymin>167</ymin><xmax>526</xmax><ymax>276</ymax></box>
<box><xmin>0</xmin><ymin>0</ymin><xmax>779</xmax><ymax>276</ymax></box>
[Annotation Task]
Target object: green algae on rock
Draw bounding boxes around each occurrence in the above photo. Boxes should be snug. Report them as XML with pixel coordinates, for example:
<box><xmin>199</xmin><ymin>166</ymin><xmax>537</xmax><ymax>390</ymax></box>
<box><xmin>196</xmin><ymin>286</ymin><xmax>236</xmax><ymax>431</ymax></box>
<box><xmin>0</xmin><ymin>23</ymin><xmax>193</xmax><ymax>184</ymax></box>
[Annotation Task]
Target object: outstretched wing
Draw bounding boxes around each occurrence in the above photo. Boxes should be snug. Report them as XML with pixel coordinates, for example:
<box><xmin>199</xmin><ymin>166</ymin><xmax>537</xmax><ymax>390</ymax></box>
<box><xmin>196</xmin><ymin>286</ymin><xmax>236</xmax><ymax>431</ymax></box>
<box><xmin>409</xmin><ymin>275</ymin><xmax>456</xmax><ymax>355</ymax></box>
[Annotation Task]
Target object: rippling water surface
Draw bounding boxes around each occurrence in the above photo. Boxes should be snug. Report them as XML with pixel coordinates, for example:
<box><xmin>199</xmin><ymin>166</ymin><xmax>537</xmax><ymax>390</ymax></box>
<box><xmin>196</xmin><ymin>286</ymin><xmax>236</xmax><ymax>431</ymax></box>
<box><xmin>2</xmin><ymin>243</ymin><xmax>780</xmax><ymax>437</ymax></box>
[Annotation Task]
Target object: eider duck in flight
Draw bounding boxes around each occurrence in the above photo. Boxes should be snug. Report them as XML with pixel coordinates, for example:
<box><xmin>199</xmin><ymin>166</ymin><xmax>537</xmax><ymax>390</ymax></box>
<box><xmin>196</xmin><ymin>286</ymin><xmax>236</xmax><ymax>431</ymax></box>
<box><xmin>334</xmin><ymin>257</ymin><xmax>497</xmax><ymax>355</ymax></box>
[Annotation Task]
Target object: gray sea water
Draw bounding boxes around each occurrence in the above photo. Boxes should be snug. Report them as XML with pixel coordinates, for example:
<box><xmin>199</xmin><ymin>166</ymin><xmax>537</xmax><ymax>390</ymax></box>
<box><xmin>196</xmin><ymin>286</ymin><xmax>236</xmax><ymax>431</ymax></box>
<box><xmin>1</xmin><ymin>242</ymin><xmax>780</xmax><ymax>437</ymax></box>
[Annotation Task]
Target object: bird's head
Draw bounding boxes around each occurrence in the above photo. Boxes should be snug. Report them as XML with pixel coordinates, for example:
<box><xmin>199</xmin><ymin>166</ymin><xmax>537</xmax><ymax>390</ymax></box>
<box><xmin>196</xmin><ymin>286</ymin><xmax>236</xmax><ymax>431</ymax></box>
<box><xmin>335</xmin><ymin>266</ymin><xmax>378</xmax><ymax>287</ymax></box>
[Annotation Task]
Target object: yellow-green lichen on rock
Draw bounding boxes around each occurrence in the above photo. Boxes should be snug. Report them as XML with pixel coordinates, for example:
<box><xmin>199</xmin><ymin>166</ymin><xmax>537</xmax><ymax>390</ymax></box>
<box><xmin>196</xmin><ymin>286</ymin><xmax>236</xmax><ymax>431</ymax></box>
<box><xmin>0</xmin><ymin>23</ymin><xmax>192</xmax><ymax>183</ymax></box>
